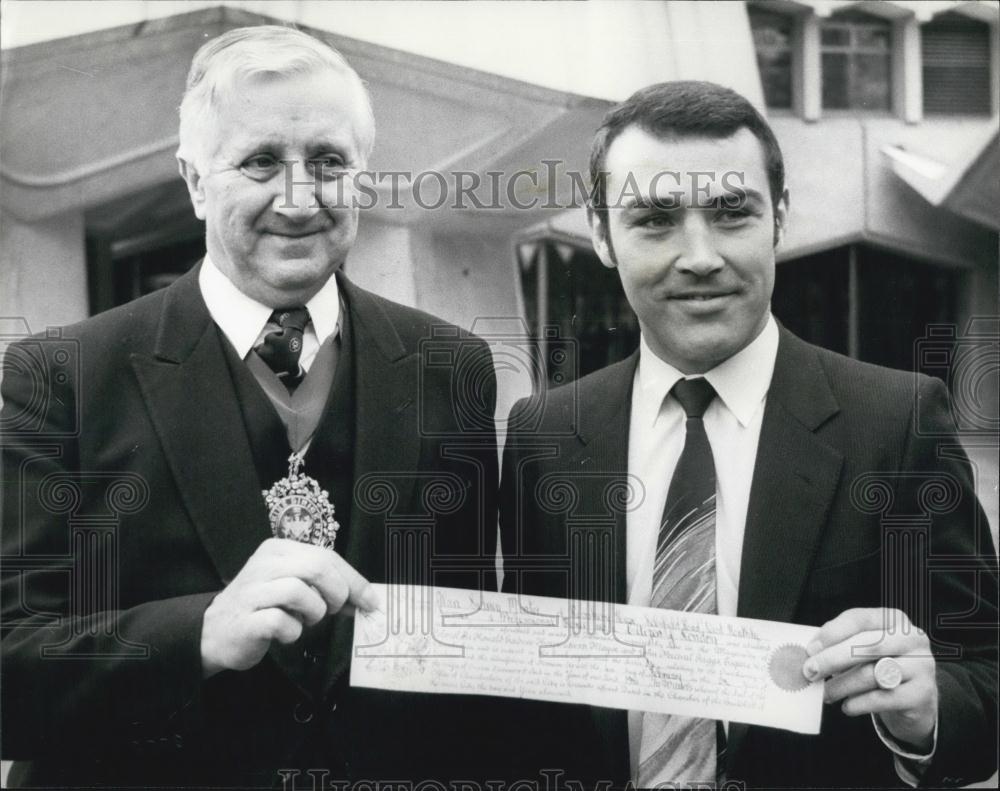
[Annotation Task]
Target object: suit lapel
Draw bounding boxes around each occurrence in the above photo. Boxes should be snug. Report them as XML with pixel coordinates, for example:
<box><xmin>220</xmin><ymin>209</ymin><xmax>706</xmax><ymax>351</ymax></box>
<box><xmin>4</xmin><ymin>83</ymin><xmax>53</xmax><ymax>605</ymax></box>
<box><xmin>728</xmin><ymin>327</ymin><xmax>844</xmax><ymax>769</ymax></box>
<box><xmin>130</xmin><ymin>266</ymin><xmax>270</xmax><ymax>585</ymax></box>
<box><xmin>738</xmin><ymin>328</ymin><xmax>843</xmax><ymax>621</ymax></box>
<box><xmin>338</xmin><ymin>273</ymin><xmax>422</xmax><ymax>581</ymax></box>
<box><xmin>321</xmin><ymin>274</ymin><xmax>423</xmax><ymax>695</ymax></box>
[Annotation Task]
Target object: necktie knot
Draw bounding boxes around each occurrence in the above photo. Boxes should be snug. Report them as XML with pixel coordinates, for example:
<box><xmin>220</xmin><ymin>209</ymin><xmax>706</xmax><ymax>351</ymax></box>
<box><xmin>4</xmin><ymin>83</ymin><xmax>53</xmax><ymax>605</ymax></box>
<box><xmin>255</xmin><ymin>307</ymin><xmax>310</xmax><ymax>391</ymax></box>
<box><xmin>672</xmin><ymin>377</ymin><xmax>716</xmax><ymax>419</ymax></box>
<box><xmin>274</xmin><ymin>307</ymin><xmax>309</xmax><ymax>333</ymax></box>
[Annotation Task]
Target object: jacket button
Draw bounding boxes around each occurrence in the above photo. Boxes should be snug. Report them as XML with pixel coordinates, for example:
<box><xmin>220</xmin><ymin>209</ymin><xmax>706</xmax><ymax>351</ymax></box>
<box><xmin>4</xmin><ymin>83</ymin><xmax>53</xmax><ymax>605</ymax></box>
<box><xmin>293</xmin><ymin>701</ymin><xmax>314</xmax><ymax>723</ymax></box>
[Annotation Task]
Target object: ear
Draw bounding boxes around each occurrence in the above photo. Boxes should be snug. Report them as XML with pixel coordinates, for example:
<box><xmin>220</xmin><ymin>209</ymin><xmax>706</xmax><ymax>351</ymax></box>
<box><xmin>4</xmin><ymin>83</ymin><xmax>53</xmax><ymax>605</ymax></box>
<box><xmin>177</xmin><ymin>155</ymin><xmax>207</xmax><ymax>221</ymax></box>
<box><xmin>773</xmin><ymin>188</ymin><xmax>789</xmax><ymax>249</ymax></box>
<box><xmin>586</xmin><ymin>205</ymin><xmax>616</xmax><ymax>269</ymax></box>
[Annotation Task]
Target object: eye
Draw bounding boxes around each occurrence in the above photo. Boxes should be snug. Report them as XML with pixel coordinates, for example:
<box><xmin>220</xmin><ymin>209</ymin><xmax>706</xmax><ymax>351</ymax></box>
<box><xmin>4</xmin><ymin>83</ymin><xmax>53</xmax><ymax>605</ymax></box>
<box><xmin>716</xmin><ymin>208</ymin><xmax>753</xmax><ymax>225</ymax></box>
<box><xmin>241</xmin><ymin>154</ymin><xmax>279</xmax><ymax>177</ymax></box>
<box><xmin>310</xmin><ymin>155</ymin><xmax>347</xmax><ymax>180</ymax></box>
<box><xmin>634</xmin><ymin>212</ymin><xmax>675</xmax><ymax>229</ymax></box>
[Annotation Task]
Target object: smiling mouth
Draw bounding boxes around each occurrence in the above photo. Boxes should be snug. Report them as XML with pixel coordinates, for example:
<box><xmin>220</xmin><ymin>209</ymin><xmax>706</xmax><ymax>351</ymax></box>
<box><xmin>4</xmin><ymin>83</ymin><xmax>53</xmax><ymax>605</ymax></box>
<box><xmin>266</xmin><ymin>231</ymin><xmax>321</xmax><ymax>239</ymax></box>
<box><xmin>671</xmin><ymin>293</ymin><xmax>735</xmax><ymax>301</ymax></box>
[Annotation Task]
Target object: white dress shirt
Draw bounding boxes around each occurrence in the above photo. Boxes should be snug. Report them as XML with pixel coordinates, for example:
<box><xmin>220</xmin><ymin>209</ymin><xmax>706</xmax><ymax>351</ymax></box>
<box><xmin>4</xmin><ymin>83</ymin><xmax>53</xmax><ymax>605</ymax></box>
<box><xmin>625</xmin><ymin>315</ymin><xmax>777</xmax><ymax>773</ymax></box>
<box><xmin>625</xmin><ymin>316</ymin><xmax>778</xmax><ymax>615</ymax></box>
<box><xmin>198</xmin><ymin>254</ymin><xmax>340</xmax><ymax>371</ymax></box>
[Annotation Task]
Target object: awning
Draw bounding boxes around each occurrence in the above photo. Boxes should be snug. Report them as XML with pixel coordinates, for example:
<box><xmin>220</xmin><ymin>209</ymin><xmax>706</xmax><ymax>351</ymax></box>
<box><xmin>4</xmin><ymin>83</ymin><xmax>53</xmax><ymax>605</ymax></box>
<box><xmin>882</xmin><ymin>124</ymin><xmax>1000</xmax><ymax>230</ymax></box>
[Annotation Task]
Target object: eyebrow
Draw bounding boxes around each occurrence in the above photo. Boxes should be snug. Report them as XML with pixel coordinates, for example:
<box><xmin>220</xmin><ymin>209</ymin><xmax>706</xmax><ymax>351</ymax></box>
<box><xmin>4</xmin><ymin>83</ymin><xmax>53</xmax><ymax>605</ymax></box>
<box><xmin>619</xmin><ymin>195</ymin><xmax>681</xmax><ymax>211</ymax></box>
<box><xmin>618</xmin><ymin>187</ymin><xmax>768</xmax><ymax>211</ymax></box>
<box><xmin>308</xmin><ymin>137</ymin><xmax>352</xmax><ymax>153</ymax></box>
<box><xmin>238</xmin><ymin>136</ymin><xmax>353</xmax><ymax>154</ymax></box>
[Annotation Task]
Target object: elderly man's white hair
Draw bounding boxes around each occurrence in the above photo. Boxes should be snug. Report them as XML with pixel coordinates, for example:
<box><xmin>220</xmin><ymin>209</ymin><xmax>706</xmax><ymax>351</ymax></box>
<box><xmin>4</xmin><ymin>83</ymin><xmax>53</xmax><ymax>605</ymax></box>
<box><xmin>177</xmin><ymin>25</ymin><xmax>376</xmax><ymax>168</ymax></box>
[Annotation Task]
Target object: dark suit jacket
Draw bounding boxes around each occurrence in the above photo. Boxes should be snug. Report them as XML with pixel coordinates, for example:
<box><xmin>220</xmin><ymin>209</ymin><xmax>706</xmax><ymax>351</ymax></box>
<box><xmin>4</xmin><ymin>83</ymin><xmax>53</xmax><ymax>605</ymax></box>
<box><xmin>1</xmin><ymin>265</ymin><xmax>501</xmax><ymax>787</ymax></box>
<box><xmin>499</xmin><ymin>326</ymin><xmax>998</xmax><ymax>788</ymax></box>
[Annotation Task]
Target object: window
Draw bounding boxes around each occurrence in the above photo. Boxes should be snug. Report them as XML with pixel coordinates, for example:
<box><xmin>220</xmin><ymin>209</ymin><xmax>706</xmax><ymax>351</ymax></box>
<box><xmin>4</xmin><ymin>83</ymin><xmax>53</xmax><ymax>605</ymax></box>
<box><xmin>771</xmin><ymin>249</ymin><xmax>850</xmax><ymax>355</ymax></box>
<box><xmin>517</xmin><ymin>239</ymin><xmax>638</xmax><ymax>386</ymax></box>
<box><xmin>85</xmin><ymin>182</ymin><xmax>204</xmax><ymax>315</ymax></box>
<box><xmin>749</xmin><ymin>6</ymin><xmax>794</xmax><ymax>109</ymax></box>
<box><xmin>855</xmin><ymin>247</ymin><xmax>959</xmax><ymax>373</ymax></box>
<box><xmin>922</xmin><ymin>12</ymin><xmax>992</xmax><ymax>115</ymax></box>
<box><xmin>821</xmin><ymin>12</ymin><xmax>892</xmax><ymax>111</ymax></box>
<box><xmin>772</xmin><ymin>244</ymin><xmax>960</xmax><ymax>374</ymax></box>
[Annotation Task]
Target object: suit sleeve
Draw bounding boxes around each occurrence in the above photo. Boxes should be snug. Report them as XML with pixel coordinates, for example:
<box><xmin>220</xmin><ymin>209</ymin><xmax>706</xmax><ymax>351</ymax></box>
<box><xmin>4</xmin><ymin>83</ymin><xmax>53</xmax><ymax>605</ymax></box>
<box><xmin>899</xmin><ymin>376</ymin><xmax>998</xmax><ymax>787</ymax></box>
<box><xmin>1</xmin><ymin>338</ymin><xmax>213</xmax><ymax>760</ymax></box>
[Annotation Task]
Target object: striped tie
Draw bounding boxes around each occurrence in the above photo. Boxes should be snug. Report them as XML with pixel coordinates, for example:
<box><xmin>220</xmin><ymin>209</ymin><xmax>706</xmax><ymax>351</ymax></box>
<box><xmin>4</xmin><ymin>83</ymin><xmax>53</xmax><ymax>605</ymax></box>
<box><xmin>639</xmin><ymin>377</ymin><xmax>720</xmax><ymax>787</ymax></box>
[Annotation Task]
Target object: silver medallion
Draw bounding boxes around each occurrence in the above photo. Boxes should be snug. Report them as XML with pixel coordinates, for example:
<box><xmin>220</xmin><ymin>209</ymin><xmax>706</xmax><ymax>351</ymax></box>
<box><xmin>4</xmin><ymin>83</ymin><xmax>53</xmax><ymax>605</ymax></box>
<box><xmin>263</xmin><ymin>452</ymin><xmax>340</xmax><ymax>549</ymax></box>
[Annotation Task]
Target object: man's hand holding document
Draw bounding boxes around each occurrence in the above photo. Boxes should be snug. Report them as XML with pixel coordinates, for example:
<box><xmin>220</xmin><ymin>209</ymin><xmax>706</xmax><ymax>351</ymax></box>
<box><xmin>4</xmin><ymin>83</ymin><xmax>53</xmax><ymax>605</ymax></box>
<box><xmin>352</xmin><ymin>584</ymin><xmax>824</xmax><ymax>733</ymax></box>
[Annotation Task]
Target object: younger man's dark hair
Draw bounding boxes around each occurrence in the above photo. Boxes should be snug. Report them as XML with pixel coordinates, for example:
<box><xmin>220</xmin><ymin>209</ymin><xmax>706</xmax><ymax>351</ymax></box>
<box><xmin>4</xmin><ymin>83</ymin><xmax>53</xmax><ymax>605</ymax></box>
<box><xmin>589</xmin><ymin>80</ymin><xmax>785</xmax><ymax>221</ymax></box>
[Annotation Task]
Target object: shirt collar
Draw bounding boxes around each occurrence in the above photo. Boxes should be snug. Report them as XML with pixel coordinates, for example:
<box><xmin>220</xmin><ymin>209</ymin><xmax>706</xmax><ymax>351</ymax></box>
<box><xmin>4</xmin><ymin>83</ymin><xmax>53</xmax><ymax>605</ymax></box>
<box><xmin>636</xmin><ymin>314</ymin><xmax>779</xmax><ymax>428</ymax></box>
<box><xmin>198</xmin><ymin>254</ymin><xmax>340</xmax><ymax>358</ymax></box>
<box><xmin>304</xmin><ymin>269</ymin><xmax>341</xmax><ymax>347</ymax></box>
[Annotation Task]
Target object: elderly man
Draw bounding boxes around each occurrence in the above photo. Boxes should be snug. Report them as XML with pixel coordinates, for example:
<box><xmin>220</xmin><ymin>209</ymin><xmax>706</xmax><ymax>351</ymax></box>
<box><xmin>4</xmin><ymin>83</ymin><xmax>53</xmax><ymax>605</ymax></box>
<box><xmin>500</xmin><ymin>81</ymin><xmax>998</xmax><ymax>787</ymax></box>
<box><xmin>1</xmin><ymin>26</ymin><xmax>498</xmax><ymax>787</ymax></box>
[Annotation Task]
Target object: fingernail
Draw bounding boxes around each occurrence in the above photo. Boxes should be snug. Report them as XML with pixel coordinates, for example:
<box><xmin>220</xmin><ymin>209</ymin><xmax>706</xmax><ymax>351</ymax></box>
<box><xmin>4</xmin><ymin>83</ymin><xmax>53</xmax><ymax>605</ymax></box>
<box><xmin>806</xmin><ymin>640</ymin><xmax>822</xmax><ymax>656</ymax></box>
<box><xmin>802</xmin><ymin>659</ymin><xmax>819</xmax><ymax>681</ymax></box>
<box><xmin>360</xmin><ymin>585</ymin><xmax>380</xmax><ymax>613</ymax></box>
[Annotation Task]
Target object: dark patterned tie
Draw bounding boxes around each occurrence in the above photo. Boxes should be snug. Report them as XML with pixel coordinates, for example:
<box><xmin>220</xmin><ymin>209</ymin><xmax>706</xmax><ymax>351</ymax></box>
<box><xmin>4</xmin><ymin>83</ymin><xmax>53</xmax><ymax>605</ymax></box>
<box><xmin>254</xmin><ymin>307</ymin><xmax>310</xmax><ymax>393</ymax></box>
<box><xmin>639</xmin><ymin>377</ymin><xmax>720</xmax><ymax>787</ymax></box>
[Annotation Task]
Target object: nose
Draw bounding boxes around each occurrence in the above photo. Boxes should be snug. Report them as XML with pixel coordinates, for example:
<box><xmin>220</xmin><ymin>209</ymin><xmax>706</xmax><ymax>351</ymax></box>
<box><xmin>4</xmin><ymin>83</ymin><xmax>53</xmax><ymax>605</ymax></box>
<box><xmin>674</xmin><ymin>216</ymin><xmax>725</xmax><ymax>276</ymax></box>
<box><xmin>273</xmin><ymin>160</ymin><xmax>324</xmax><ymax>221</ymax></box>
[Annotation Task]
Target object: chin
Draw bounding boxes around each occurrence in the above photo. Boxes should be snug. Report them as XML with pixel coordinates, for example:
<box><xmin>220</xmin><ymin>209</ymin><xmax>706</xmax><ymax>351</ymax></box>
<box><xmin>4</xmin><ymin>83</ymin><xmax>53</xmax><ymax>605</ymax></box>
<box><xmin>274</xmin><ymin>259</ymin><xmax>338</xmax><ymax>285</ymax></box>
<box><xmin>673</xmin><ymin>336</ymin><xmax>740</xmax><ymax>371</ymax></box>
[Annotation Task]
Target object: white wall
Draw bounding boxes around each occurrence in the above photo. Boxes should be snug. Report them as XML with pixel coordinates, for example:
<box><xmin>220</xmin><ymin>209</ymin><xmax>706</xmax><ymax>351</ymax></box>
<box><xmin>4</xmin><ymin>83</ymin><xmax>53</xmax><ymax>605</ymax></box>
<box><xmin>0</xmin><ymin>210</ymin><xmax>87</xmax><ymax>335</ymax></box>
<box><xmin>344</xmin><ymin>216</ymin><xmax>533</xmax><ymax>426</ymax></box>
<box><xmin>344</xmin><ymin>218</ymin><xmax>418</xmax><ymax>307</ymax></box>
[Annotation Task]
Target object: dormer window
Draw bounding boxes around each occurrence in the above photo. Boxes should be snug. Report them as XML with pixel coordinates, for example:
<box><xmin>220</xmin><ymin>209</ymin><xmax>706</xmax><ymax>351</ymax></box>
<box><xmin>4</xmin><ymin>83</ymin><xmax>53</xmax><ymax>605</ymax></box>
<box><xmin>749</xmin><ymin>6</ymin><xmax>794</xmax><ymax>109</ymax></box>
<box><xmin>821</xmin><ymin>11</ymin><xmax>892</xmax><ymax>110</ymax></box>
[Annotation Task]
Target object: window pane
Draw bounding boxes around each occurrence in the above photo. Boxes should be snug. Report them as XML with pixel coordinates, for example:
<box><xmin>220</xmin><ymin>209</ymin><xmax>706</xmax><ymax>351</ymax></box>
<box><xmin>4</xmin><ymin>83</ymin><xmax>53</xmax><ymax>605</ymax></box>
<box><xmin>749</xmin><ymin>8</ymin><xmax>793</xmax><ymax>109</ymax></box>
<box><xmin>855</xmin><ymin>27</ymin><xmax>890</xmax><ymax>50</ymax></box>
<box><xmin>852</xmin><ymin>53</ymin><xmax>891</xmax><ymax>110</ymax></box>
<box><xmin>821</xmin><ymin>13</ymin><xmax>892</xmax><ymax>110</ymax></box>
<box><xmin>822</xmin><ymin>52</ymin><xmax>849</xmax><ymax>109</ymax></box>
<box><xmin>753</xmin><ymin>24</ymin><xmax>790</xmax><ymax>51</ymax></box>
<box><xmin>759</xmin><ymin>51</ymin><xmax>793</xmax><ymax>108</ymax></box>
<box><xmin>821</xmin><ymin>27</ymin><xmax>850</xmax><ymax>47</ymax></box>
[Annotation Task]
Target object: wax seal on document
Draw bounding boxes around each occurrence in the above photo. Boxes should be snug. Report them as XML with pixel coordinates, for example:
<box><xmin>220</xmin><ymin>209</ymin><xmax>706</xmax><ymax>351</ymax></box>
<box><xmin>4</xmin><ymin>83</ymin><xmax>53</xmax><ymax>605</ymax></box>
<box><xmin>768</xmin><ymin>644</ymin><xmax>811</xmax><ymax>692</ymax></box>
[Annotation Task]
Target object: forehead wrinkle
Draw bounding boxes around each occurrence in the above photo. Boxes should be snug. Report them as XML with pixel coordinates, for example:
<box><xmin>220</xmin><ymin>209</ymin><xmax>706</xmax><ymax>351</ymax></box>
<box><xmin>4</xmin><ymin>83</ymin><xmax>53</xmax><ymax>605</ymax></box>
<box><xmin>207</xmin><ymin>117</ymin><xmax>364</xmax><ymax>169</ymax></box>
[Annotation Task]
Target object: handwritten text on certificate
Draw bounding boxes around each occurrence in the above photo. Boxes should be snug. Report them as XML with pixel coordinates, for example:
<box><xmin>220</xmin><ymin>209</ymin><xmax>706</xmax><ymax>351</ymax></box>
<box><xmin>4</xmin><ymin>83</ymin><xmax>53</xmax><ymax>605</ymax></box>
<box><xmin>351</xmin><ymin>585</ymin><xmax>824</xmax><ymax>734</ymax></box>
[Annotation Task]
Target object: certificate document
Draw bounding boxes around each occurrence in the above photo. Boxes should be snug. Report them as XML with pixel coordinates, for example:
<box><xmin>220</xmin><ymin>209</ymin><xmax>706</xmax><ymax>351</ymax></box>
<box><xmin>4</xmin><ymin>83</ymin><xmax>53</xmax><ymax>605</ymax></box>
<box><xmin>351</xmin><ymin>584</ymin><xmax>824</xmax><ymax>733</ymax></box>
